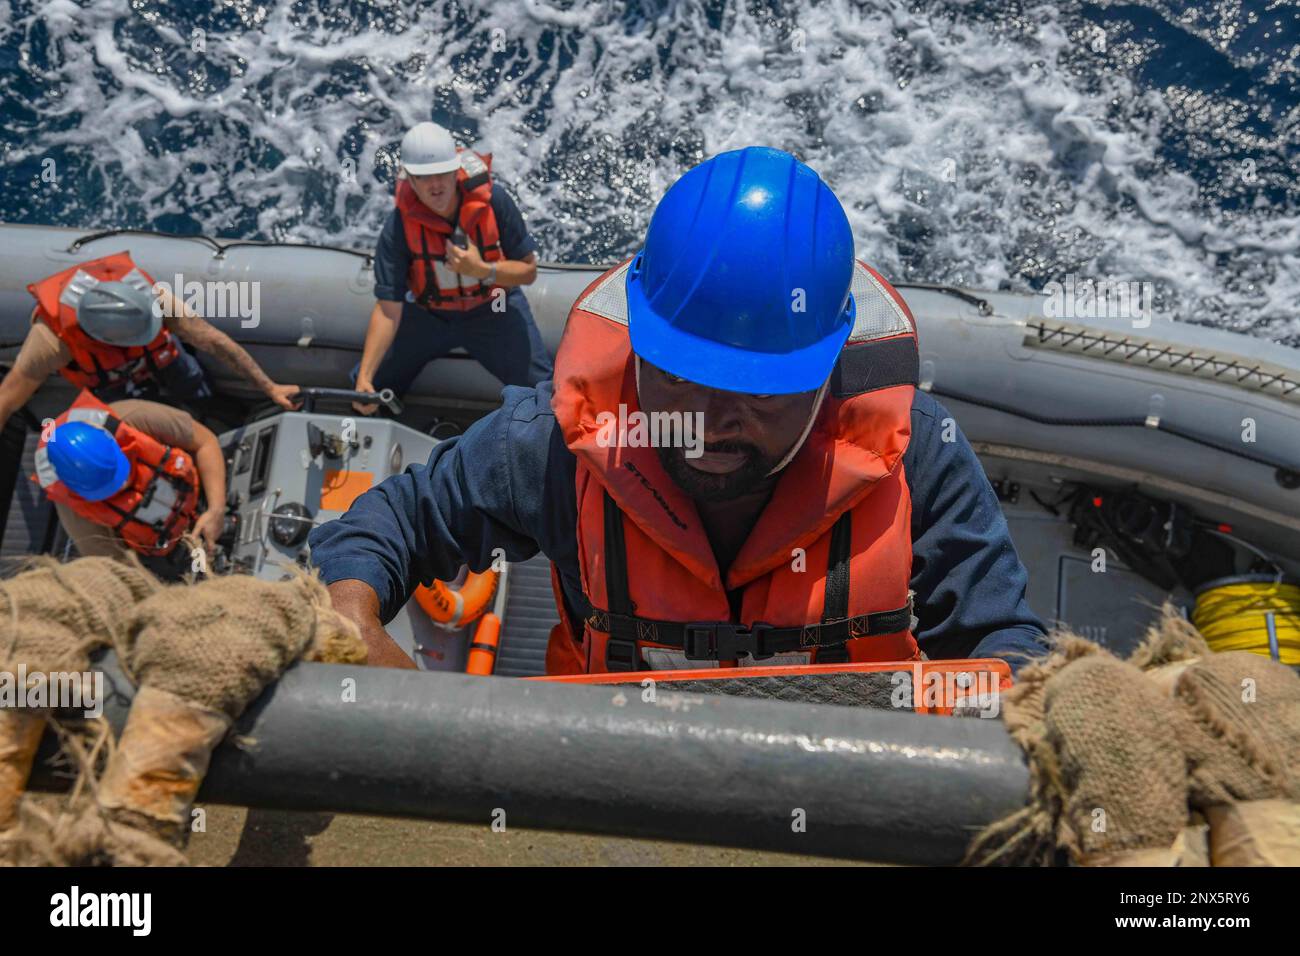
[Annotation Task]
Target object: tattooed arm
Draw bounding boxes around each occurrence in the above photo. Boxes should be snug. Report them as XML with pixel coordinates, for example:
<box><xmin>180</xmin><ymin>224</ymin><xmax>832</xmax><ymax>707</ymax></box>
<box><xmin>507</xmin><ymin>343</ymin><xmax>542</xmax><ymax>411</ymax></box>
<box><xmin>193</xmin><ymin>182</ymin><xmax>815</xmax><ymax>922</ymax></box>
<box><xmin>157</xmin><ymin>288</ymin><xmax>300</xmax><ymax>410</ymax></box>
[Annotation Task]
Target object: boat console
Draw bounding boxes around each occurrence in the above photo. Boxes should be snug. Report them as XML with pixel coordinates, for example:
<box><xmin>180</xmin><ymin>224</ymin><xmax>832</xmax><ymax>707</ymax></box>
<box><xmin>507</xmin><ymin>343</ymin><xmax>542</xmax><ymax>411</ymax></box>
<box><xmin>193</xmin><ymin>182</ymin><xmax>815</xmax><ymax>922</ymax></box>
<box><xmin>217</xmin><ymin>387</ymin><xmax>508</xmax><ymax>672</ymax></box>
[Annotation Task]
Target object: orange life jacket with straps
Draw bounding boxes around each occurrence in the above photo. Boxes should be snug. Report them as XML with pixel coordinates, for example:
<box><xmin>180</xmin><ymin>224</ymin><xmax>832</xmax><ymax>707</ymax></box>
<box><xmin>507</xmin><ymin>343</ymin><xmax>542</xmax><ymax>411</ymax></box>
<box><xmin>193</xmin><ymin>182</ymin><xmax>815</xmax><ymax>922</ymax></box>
<box><xmin>28</xmin><ymin>252</ymin><xmax>181</xmax><ymax>391</ymax></box>
<box><xmin>547</xmin><ymin>259</ymin><xmax>924</xmax><ymax>674</ymax></box>
<box><xmin>396</xmin><ymin>150</ymin><xmax>505</xmax><ymax>313</ymax></box>
<box><xmin>33</xmin><ymin>390</ymin><xmax>200</xmax><ymax>556</ymax></box>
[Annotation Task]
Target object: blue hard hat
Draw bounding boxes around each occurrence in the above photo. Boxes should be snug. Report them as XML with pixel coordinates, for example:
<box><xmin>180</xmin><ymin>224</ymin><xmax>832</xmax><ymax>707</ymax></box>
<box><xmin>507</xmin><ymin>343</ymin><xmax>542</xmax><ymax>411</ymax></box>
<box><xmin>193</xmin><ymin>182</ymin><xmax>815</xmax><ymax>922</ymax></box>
<box><xmin>46</xmin><ymin>421</ymin><xmax>131</xmax><ymax>501</ymax></box>
<box><xmin>626</xmin><ymin>147</ymin><xmax>856</xmax><ymax>395</ymax></box>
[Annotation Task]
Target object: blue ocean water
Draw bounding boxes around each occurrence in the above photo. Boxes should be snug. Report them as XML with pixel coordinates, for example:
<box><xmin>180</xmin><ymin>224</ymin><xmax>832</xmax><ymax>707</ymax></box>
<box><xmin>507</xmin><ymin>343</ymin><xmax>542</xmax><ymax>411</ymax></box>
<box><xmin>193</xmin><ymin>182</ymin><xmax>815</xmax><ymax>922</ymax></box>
<box><xmin>0</xmin><ymin>0</ymin><xmax>1296</xmax><ymax>341</ymax></box>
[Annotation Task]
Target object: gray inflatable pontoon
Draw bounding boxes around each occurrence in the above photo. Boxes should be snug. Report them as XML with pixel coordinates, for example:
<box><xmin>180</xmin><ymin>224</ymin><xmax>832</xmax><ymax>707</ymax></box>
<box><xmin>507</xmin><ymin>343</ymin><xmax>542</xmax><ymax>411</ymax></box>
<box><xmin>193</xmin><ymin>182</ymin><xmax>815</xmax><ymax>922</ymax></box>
<box><xmin>1</xmin><ymin>223</ymin><xmax>1298</xmax><ymax>669</ymax></box>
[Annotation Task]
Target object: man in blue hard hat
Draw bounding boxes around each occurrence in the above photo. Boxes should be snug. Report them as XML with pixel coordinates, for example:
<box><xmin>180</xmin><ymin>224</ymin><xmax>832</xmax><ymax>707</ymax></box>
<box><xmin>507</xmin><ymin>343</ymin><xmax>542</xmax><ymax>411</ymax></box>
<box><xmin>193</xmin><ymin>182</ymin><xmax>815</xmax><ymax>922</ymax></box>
<box><xmin>33</xmin><ymin>390</ymin><xmax>227</xmax><ymax>579</ymax></box>
<box><xmin>311</xmin><ymin>147</ymin><xmax>1048</xmax><ymax>674</ymax></box>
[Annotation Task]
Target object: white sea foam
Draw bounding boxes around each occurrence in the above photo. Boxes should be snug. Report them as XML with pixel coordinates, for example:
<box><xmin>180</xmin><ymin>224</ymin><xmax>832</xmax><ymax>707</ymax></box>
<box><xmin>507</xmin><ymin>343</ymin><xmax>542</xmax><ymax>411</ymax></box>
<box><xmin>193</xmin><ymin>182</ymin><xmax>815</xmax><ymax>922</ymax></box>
<box><xmin>2</xmin><ymin>0</ymin><xmax>1296</xmax><ymax>341</ymax></box>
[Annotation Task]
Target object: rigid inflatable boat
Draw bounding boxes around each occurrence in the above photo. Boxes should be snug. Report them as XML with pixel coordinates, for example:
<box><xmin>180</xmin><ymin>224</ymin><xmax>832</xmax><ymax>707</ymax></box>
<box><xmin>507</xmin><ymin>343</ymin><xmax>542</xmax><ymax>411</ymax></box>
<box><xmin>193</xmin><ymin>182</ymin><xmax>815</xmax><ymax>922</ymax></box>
<box><xmin>2</xmin><ymin>223</ymin><xmax>1298</xmax><ymax>677</ymax></box>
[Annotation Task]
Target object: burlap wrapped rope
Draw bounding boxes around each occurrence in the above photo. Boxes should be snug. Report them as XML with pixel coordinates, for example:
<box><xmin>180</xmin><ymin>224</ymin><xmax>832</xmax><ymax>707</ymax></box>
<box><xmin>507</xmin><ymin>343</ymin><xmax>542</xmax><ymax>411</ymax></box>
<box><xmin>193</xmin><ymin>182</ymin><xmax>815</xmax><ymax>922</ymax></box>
<box><xmin>116</xmin><ymin>572</ymin><xmax>365</xmax><ymax>717</ymax></box>
<box><xmin>1129</xmin><ymin>605</ymin><xmax>1299</xmax><ymax>783</ymax></box>
<box><xmin>964</xmin><ymin>634</ymin><xmax>1191</xmax><ymax>866</ymax></box>
<box><xmin>1171</xmin><ymin>652</ymin><xmax>1299</xmax><ymax>807</ymax></box>
<box><xmin>1043</xmin><ymin>654</ymin><xmax>1189</xmax><ymax>864</ymax></box>
<box><xmin>56</xmin><ymin>572</ymin><xmax>366</xmax><ymax>866</ymax></box>
<box><xmin>1128</xmin><ymin>604</ymin><xmax>1210</xmax><ymax>690</ymax></box>
<box><xmin>970</xmin><ymin>607</ymin><xmax>1300</xmax><ymax>867</ymax></box>
<box><xmin>0</xmin><ymin>715</ymin><xmax>49</xmax><ymax>866</ymax></box>
<box><xmin>963</xmin><ymin>635</ymin><xmax>1099</xmax><ymax>865</ymax></box>
<box><xmin>1127</xmin><ymin>605</ymin><xmax>1300</xmax><ymax>864</ymax></box>
<box><xmin>1130</xmin><ymin>611</ymin><xmax>1300</xmax><ymax>866</ymax></box>
<box><xmin>0</xmin><ymin>558</ymin><xmax>159</xmax><ymax>866</ymax></box>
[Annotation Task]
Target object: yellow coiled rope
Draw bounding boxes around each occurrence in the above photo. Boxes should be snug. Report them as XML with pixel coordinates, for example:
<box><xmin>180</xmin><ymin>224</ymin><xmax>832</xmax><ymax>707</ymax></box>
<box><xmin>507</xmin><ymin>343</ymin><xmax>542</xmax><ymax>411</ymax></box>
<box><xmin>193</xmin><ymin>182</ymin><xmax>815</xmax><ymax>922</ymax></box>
<box><xmin>1192</xmin><ymin>577</ymin><xmax>1300</xmax><ymax>665</ymax></box>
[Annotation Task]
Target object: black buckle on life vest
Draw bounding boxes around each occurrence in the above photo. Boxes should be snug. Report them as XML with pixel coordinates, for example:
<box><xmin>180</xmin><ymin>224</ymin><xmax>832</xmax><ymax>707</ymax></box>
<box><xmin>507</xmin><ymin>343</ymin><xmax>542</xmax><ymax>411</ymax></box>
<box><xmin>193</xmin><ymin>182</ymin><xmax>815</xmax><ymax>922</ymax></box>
<box><xmin>682</xmin><ymin>621</ymin><xmax>773</xmax><ymax>662</ymax></box>
<box><xmin>605</xmin><ymin>637</ymin><xmax>639</xmax><ymax>672</ymax></box>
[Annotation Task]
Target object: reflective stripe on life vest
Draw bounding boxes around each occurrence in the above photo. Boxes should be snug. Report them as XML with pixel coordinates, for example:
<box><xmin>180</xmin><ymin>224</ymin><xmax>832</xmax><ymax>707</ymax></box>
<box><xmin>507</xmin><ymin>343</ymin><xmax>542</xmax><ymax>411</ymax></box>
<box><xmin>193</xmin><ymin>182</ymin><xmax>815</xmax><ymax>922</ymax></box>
<box><xmin>547</xmin><ymin>259</ymin><xmax>923</xmax><ymax>674</ymax></box>
<box><xmin>396</xmin><ymin>150</ymin><xmax>505</xmax><ymax>313</ymax></box>
<box><xmin>28</xmin><ymin>251</ymin><xmax>181</xmax><ymax>391</ymax></box>
<box><xmin>57</xmin><ymin>264</ymin><xmax>154</xmax><ymax>312</ymax></box>
<box><xmin>34</xmin><ymin>390</ymin><xmax>200</xmax><ymax>556</ymax></box>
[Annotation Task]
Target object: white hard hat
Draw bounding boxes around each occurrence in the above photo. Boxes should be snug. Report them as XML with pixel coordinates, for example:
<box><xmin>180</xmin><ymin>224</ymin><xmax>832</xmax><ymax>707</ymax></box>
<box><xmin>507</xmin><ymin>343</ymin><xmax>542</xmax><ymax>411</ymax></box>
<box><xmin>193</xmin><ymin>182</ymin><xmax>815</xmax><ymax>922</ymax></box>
<box><xmin>400</xmin><ymin>122</ymin><xmax>460</xmax><ymax>176</ymax></box>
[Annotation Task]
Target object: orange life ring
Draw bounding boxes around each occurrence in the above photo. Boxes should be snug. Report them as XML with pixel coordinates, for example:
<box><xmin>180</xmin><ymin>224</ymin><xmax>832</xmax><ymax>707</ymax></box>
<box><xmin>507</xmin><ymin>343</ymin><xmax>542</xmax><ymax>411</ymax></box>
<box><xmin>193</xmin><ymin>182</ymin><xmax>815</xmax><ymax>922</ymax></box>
<box><xmin>414</xmin><ymin>569</ymin><xmax>499</xmax><ymax>629</ymax></box>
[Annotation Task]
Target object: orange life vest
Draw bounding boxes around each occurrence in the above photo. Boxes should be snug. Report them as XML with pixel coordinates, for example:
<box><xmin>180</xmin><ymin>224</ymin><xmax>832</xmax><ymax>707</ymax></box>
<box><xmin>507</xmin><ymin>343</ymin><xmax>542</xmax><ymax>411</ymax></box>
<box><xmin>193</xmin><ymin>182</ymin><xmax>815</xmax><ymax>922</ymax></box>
<box><xmin>547</xmin><ymin>259</ymin><xmax>924</xmax><ymax>674</ymax></box>
<box><xmin>396</xmin><ymin>150</ymin><xmax>505</xmax><ymax>313</ymax></box>
<box><xmin>28</xmin><ymin>252</ymin><xmax>180</xmax><ymax>391</ymax></box>
<box><xmin>33</xmin><ymin>390</ymin><xmax>200</xmax><ymax>556</ymax></box>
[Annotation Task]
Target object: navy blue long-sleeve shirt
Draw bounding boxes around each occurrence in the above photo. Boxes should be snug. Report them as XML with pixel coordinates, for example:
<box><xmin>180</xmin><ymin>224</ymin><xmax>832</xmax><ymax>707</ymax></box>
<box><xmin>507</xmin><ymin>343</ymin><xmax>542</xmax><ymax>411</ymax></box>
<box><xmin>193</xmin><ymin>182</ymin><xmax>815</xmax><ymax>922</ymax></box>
<box><xmin>309</xmin><ymin>383</ymin><xmax>1049</xmax><ymax>671</ymax></box>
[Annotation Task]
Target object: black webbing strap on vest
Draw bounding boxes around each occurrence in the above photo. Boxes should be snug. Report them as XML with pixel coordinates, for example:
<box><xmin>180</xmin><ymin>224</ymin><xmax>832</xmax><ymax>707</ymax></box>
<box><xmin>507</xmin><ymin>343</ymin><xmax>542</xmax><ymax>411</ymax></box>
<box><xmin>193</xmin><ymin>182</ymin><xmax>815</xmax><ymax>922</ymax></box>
<box><xmin>815</xmin><ymin>510</ymin><xmax>853</xmax><ymax>664</ymax></box>
<box><xmin>595</xmin><ymin>493</ymin><xmax>912</xmax><ymax>671</ymax></box>
<box><xmin>473</xmin><ymin>222</ymin><xmax>504</xmax><ymax>263</ymax></box>
<box><xmin>462</xmin><ymin>168</ymin><xmax>490</xmax><ymax>192</ymax></box>
<box><xmin>601</xmin><ymin>492</ymin><xmax>639</xmax><ymax>671</ymax></box>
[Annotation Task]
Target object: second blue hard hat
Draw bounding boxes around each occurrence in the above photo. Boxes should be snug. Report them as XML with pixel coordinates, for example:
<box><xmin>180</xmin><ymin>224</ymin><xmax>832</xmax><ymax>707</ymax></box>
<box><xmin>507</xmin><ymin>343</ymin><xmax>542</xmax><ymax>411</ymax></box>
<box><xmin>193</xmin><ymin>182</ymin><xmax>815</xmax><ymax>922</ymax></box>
<box><xmin>626</xmin><ymin>147</ymin><xmax>856</xmax><ymax>395</ymax></box>
<box><xmin>46</xmin><ymin>421</ymin><xmax>131</xmax><ymax>501</ymax></box>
